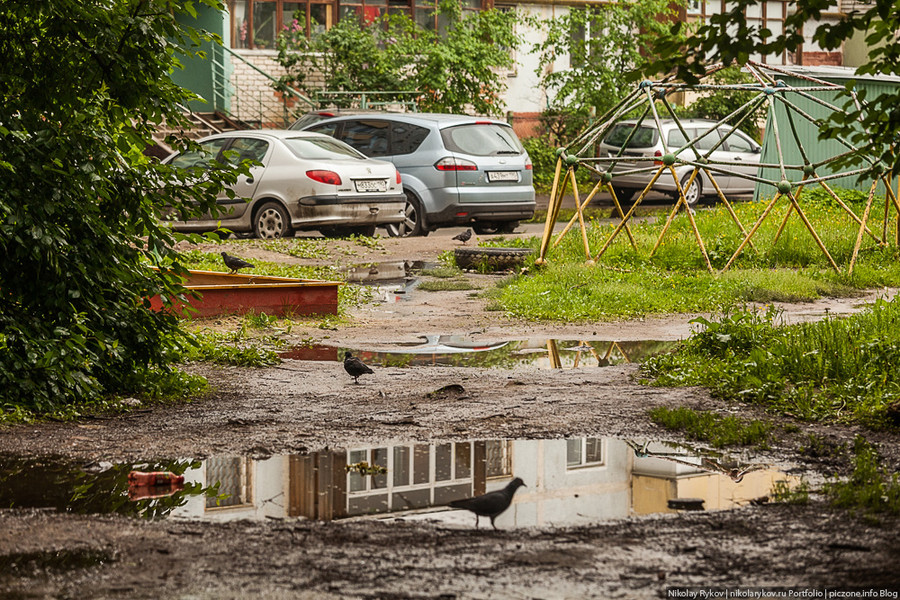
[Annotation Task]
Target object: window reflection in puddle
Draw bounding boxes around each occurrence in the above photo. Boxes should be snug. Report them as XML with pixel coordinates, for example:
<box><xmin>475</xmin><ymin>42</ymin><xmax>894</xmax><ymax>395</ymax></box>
<box><xmin>0</xmin><ymin>438</ymin><xmax>798</xmax><ymax>528</ymax></box>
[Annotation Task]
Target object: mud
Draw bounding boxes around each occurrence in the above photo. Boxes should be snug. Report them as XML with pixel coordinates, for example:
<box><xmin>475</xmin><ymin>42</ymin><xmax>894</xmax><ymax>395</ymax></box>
<box><xmin>1</xmin><ymin>226</ymin><xmax>899</xmax><ymax>599</ymax></box>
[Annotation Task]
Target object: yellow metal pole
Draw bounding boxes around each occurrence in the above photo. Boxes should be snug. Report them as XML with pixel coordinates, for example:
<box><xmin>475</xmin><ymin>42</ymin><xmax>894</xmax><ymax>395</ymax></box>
<box><xmin>849</xmin><ymin>179</ymin><xmax>879</xmax><ymax>275</ymax></box>
<box><xmin>722</xmin><ymin>192</ymin><xmax>784</xmax><ymax>272</ymax></box>
<box><xmin>607</xmin><ymin>184</ymin><xmax>638</xmax><ymax>249</ymax></box>
<box><xmin>594</xmin><ymin>167</ymin><xmax>666</xmax><ymax>260</ymax></box>
<box><xmin>570</xmin><ymin>179</ymin><xmax>594</xmax><ymax>263</ymax></box>
<box><xmin>536</xmin><ymin>155</ymin><xmax>565</xmax><ymax>266</ymax></box>
<box><xmin>552</xmin><ymin>179</ymin><xmax>604</xmax><ymax>248</ymax></box>
<box><xmin>704</xmin><ymin>168</ymin><xmax>756</xmax><ymax>253</ymax></box>
<box><xmin>786</xmin><ymin>191</ymin><xmax>840</xmax><ymax>273</ymax></box>
<box><xmin>667</xmin><ymin>166</ymin><xmax>712</xmax><ymax>273</ymax></box>
<box><xmin>820</xmin><ymin>180</ymin><xmax>879</xmax><ymax>244</ymax></box>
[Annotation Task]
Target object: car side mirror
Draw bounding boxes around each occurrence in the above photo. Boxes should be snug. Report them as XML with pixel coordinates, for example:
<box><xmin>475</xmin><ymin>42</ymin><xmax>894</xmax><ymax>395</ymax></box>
<box><xmin>753</xmin><ymin>146</ymin><xmax>762</xmax><ymax>154</ymax></box>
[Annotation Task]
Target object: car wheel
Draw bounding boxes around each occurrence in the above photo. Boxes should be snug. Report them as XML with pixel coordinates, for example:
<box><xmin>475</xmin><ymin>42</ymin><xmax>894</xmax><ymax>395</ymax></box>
<box><xmin>253</xmin><ymin>202</ymin><xmax>291</xmax><ymax>239</ymax></box>
<box><xmin>473</xmin><ymin>221</ymin><xmax>519</xmax><ymax>235</ymax></box>
<box><xmin>385</xmin><ymin>193</ymin><xmax>427</xmax><ymax>237</ymax></box>
<box><xmin>611</xmin><ymin>186</ymin><xmax>636</xmax><ymax>203</ymax></box>
<box><xmin>320</xmin><ymin>225</ymin><xmax>376</xmax><ymax>238</ymax></box>
<box><xmin>680</xmin><ymin>174</ymin><xmax>702</xmax><ymax>207</ymax></box>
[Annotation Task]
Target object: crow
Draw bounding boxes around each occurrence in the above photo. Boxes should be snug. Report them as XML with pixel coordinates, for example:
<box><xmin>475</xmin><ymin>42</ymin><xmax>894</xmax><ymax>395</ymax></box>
<box><xmin>452</xmin><ymin>228</ymin><xmax>472</xmax><ymax>245</ymax></box>
<box><xmin>343</xmin><ymin>351</ymin><xmax>374</xmax><ymax>384</ymax></box>
<box><xmin>449</xmin><ymin>477</ymin><xmax>526</xmax><ymax>530</ymax></box>
<box><xmin>221</xmin><ymin>252</ymin><xmax>255</xmax><ymax>274</ymax></box>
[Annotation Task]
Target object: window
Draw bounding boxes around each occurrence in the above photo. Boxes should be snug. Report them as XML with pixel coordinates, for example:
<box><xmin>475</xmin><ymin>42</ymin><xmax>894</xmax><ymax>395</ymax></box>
<box><xmin>336</xmin><ymin>119</ymin><xmax>391</xmax><ymax>157</ymax></box>
<box><xmin>226</xmin><ymin>137</ymin><xmax>270</xmax><ymax>163</ymax></box>
<box><xmin>484</xmin><ymin>440</ymin><xmax>512</xmax><ymax>478</ymax></box>
<box><xmin>390</xmin><ymin>122</ymin><xmax>430</xmax><ymax>155</ymax></box>
<box><xmin>566</xmin><ymin>437</ymin><xmax>604</xmax><ymax>469</ymax></box>
<box><xmin>170</xmin><ymin>138</ymin><xmax>230</xmax><ymax>169</ymax></box>
<box><xmin>724</xmin><ymin>131</ymin><xmax>755</xmax><ymax>153</ymax></box>
<box><xmin>441</xmin><ymin>123</ymin><xmax>523</xmax><ymax>156</ymax></box>
<box><xmin>231</xmin><ymin>0</ymin><xmax>335</xmax><ymax>48</ymax></box>
<box><xmin>205</xmin><ymin>456</ymin><xmax>253</xmax><ymax>508</ymax></box>
<box><xmin>603</xmin><ymin>125</ymin><xmax>658</xmax><ymax>149</ymax></box>
<box><xmin>284</xmin><ymin>136</ymin><xmax>364</xmax><ymax>159</ymax></box>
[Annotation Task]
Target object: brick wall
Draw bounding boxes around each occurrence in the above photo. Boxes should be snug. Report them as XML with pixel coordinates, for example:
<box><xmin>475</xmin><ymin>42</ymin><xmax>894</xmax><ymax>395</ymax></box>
<box><xmin>230</xmin><ymin>51</ymin><xmax>324</xmax><ymax>127</ymax></box>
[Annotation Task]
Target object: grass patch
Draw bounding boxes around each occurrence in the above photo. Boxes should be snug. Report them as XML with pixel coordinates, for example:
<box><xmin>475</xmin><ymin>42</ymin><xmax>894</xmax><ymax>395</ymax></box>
<box><xmin>642</xmin><ymin>298</ymin><xmax>900</xmax><ymax>428</ymax></box>
<box><xmin>418</xmin><ymin>279</ymin><xmax>477</xmax><ymax>292</ymax></box>
<box><xmin>418</xmin><ymin>265</ymin><xmax>463</xmax><ymax>278</ymax></box>
<box><xmin>491</xmin><ymin>191</ymin><xmax>900</xmax><ymax>322</ymax></box>
<box><xmin>648</xmin><ymin>406</ymin><xmax>773</xmax><ymax>448</ymax></box>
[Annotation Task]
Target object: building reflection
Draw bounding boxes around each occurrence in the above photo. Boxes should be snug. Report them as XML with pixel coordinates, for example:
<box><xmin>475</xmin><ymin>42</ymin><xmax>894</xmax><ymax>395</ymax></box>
<box><xmin>174</xmin><ymin>439</ymin><xmax>796</xmax><ymax>527</ymax></box>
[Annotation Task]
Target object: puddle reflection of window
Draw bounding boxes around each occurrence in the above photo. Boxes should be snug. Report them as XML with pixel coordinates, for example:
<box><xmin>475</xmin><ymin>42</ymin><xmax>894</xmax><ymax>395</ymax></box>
<box><xmin>485</xmin><ymin>440</ymin><xmax>512</xmax><ymax>479</ymax></box>
<box><xmin>567</xmin><ymin>438</ymin><xmax>604</xmax><ymax>469</ymax></box>
<box><xmin>205</xmin><ymin>457</ymin><xmax>252</xmax><ymax>508</ymax></box>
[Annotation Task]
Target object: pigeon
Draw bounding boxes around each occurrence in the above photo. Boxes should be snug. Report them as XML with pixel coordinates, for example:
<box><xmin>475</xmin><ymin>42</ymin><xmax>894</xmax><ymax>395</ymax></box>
<box><xmin>449</xmin><ymin>477</ymin><xmax>526</xmax><ymax>530</ymax></box>
<box><xmin>452</xmin><ymin>228</ymin><xmax>472</xmax><ymax>245</ymax></box>
<box><xmin>221</xmin><ymin>252</ymin><xmax>255</xmax><ymax>273</ymax></box>
<box><xmin>343</xmin><ymin>351</ymin><xmax>374</xmax><ymax>384</ymax></box>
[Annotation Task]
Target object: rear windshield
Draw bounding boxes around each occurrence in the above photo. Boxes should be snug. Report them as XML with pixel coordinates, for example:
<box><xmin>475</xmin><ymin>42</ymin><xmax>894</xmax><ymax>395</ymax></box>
<box><xmin>603</xmin><ymin>124</ymin><xmax>659</xmax><ymax>149</ymax></box>
<box><xmin>283</xmin><ymin>136</ymin><xmax>365</xmax><ymax>160</ymax></box>
<box><xmin>441</xmin><ymin>123</ymin><xmax>523</xmax><ymax>157</ymax></box>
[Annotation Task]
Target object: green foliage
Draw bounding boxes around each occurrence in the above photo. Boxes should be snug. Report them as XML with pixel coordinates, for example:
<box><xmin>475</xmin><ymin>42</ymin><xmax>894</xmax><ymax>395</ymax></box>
<box><xmin>533</xmin><ymin>0</ymin><xmax>684</xmax><ymax>118</ymax></box>
<box><xmin>648</xmin><ymin>406</ymin><xmax>773</xmax><ymax>448</ymax></box>
<box><xmin>642</xmin><ymin>297</ymin><xmax>900</xmax><ymax>428</ymax></box>
<box><xmin>276</xmin><ymin>3</ymin><xmax>523</xmax><ymax>116</ymax></box>
<box><xmin>824</xmin><ymin>436</ymin><xmax>900</xmax><ymax>517</ymax></box>
<box><xmin>643</xmin><ymin>0</ymin><xmax>900</xmax><ymax>176</ymax></box>
<box><xmin>0</xmin><ymin>0</ymin><xmax>238</xmax><ymax>414</ymax></box>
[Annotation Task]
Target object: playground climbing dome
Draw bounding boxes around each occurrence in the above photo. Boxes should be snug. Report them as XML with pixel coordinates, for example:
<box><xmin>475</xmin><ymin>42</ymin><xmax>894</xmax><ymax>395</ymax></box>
<box><xmin>537</xmin><ymin>61</ymin><xmax>900</xmax><ymax>275</ymax></box>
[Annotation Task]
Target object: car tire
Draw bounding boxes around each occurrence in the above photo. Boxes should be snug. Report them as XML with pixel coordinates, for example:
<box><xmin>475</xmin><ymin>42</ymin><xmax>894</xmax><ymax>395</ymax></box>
<box><xmin>385</xmin><ymin>192</ymin><xmax>427</xmax><ymax>238</ymax></box>
<box><xmin>611</xmin><ymin>186</ymin><xmax>636</xmax><ymax>203</ymax></box>
<box><xmin>253</xmin><ymin>202</ymin><xmax>292</xmax><ymax>239</ymax></box>
<box><xmin>680</xmin><ymin>174</ymin><xmax>702</xmax><ymax>207</ymax></box>
<box><xmin>454</xmin><ymin>247</ymin><xmax>534</xmax><ymax>272</ymax></box>
<box><xmin>473</xmin><ymin>221</ymin><xmax>520</xmax><ymax>235</ymax></box>
<box><xmin>320</xmin><ymin>225</ymin><xmax>376</xmax><ymax>238</ymax></box>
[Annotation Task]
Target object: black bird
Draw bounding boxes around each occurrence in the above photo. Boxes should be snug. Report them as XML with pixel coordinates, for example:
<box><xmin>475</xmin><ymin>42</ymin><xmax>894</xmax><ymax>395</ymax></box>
<box><xmin>343</xmin><ymin>351</ymin><xmax>374</xmax><ymax>384</ymax></box>
<box><xmin>449</xmin><ymin>477</ymin><xmax>526</xmax><ymax>530</ymax></box>
<box><xmin>221</xmin><ymin>252</ymin><xmax>255</xmax><ymax>274</ymax></box>
<box><xmin>452</xmin><ymin>228</ymin><xmax>472</xmax><ymax>245</ymax></box>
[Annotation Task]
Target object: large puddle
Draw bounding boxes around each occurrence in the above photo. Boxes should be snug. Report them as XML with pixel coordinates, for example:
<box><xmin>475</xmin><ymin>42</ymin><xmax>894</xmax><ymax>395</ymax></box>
<box><xmin>0</xmin><ymin>438</ymin><xmax>797</xmax><ymax>529</ymax></box>
<box><xmin>279</xmin><ymin>337</ymin><xmax>677</xmax><ymax>368</ymax></box>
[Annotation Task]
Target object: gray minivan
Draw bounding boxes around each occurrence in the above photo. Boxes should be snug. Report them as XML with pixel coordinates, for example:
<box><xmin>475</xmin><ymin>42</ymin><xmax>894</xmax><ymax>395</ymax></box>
<box><xmin>291</xmin><ymin>112</ymin><xmax>536</xmax><ymax>236</ymax></box>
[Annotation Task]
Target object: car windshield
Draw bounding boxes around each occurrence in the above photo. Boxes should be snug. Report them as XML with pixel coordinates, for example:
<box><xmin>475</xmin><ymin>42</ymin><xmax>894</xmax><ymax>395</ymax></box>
<box><xmin>441</xmin><ymin>124</ymin><xmax>523</xmax><ymax>156</ymax></box>
<box><xmin>283</xmin><ymin>137</ymin><xmax>365</xmax><ymax>160</ymax></box>
<box><xmin>603</xmin><ymin>125</ymin><xmax>659</xmax><ymax>149</ymax></box>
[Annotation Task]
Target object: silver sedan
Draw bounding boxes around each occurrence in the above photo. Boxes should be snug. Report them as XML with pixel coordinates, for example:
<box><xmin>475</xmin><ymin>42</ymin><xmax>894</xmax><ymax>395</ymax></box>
<box><xmin>163</xmin><ymin>130</ymin><xmax>406</xmax><ymax>238</ymax></box>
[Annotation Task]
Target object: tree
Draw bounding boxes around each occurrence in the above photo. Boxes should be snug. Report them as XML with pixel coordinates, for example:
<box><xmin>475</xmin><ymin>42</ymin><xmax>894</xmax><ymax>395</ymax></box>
<box><xmin>0</xmin><ymin>0</ymin><xmax>236</xmax><ymax>412</ymax></box>
<box><xmin>644</xmin><ymin>0</ymin><xmax>900</xmax><ymax>174</ymax></box>
<box><xmin>275</xmin><ymin>1</ymin><xmax>523</xmax><ymax>116</ymax></box>
<box><xmin>533</xmin><ymin>0</ymin><xmax>684</xmax><ymax>125</ymax></box>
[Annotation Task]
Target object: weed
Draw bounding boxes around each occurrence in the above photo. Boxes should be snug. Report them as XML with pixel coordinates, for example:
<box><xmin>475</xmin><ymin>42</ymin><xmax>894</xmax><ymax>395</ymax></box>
<box><xmin>642</xmin><ymin>298</ymin><xmax>900</xmax><ymax>428</ymax></box>
<box><xmin>771</xmin><ymin>479</ymin><xmax>810</xmax><ymax>504</ymax></box>
<box><xmin>418</xmin><ymin>279</ymin><xmax>477</xmax><ymax>292</ymax></box>
<box><xmin>648</xmin><ymin>406</ymin><xmax>773</xmax><ymax>448</ymax></box>
<box><xmin>824</xmin><ymin>436</ymin><xmax>900</xmax><ymax>516</ymax></box>
<box><xmin>419</xmin><ymin>265</ymin><xmax>463</xmax><ymax>278</ymax></box>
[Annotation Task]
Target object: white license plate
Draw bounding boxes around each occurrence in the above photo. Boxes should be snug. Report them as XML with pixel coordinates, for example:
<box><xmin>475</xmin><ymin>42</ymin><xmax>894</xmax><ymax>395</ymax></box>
<box><xmin>488</xmin><ymin>171</ymin><xmax>518</xmax><ymax>182</ymax></box>
<box><xmin>355</xmin><ymin>179</ymin><xmax>387</xmax><ymax>193</ymax></box>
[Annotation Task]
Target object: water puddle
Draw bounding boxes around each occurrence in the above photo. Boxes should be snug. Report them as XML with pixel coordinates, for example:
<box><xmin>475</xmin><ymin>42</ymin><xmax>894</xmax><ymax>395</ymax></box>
<box><xmin>279</xmin><ymin>337</ymin><xmax>677</xmax><ymax>368</ymax></box>
<box><xmin>0</xmin><ymin>438</ymin><xmax>797</xmax><ymax>529</ymax></box>
<box><xmin>342</xmin><ymin>260</ymin><xmax>430</xmax><ymax>303</ymax></box>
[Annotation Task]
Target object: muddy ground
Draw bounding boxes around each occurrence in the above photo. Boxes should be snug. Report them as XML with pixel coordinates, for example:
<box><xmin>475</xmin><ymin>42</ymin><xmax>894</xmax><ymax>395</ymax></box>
<box><xmin>2</xmin><ymin>223</ymin><xmax>900</xmax><ymax>599</ymax></box>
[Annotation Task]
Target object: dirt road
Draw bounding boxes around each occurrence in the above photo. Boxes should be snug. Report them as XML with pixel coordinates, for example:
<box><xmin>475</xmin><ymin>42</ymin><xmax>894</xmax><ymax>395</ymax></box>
<box><xmin>1</xmin><ymin>227</ymin><xmax>899</xmax><ymax>599</ymax></box>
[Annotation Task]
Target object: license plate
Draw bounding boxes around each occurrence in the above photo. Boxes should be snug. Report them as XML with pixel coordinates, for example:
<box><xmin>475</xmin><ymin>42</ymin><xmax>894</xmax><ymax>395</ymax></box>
<box><xmin>355</xmin><ymin>179</ymin><xmax>387</xmax><ymax>193</ymax></box>
<box><xmin>488</xmin><ymin>171</ymin><xmax>518</xmax><ymax>182</ymax></box>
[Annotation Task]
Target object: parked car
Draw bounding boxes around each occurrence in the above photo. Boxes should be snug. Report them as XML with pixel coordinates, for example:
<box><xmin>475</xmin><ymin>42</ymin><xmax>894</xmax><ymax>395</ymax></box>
<box><xmin>290</xmin><ymin>112</ymin><xmax>536</xmax><ymax>236</ymax></box>
<box><xmin>597</xmin><ymin>118</ymin><xmax>761</xmax><ymax>206</ymax></box>
<box><xmin>162</xmin><ymin>130</ymin><xmax>406</xmax><ymax>238</ymax></box>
